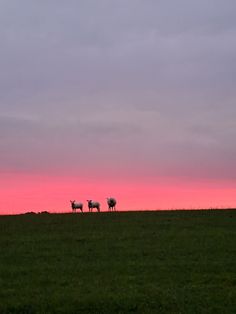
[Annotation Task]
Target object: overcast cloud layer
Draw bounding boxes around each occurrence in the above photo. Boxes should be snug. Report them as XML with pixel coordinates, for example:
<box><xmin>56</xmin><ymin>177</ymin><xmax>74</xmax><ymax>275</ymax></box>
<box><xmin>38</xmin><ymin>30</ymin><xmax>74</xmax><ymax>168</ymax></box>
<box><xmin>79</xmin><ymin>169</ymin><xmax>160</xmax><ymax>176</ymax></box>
<box><xmin>1</xmin><ymin>0</ymin><xmax>236</xmax><ymax>182</ymax></box>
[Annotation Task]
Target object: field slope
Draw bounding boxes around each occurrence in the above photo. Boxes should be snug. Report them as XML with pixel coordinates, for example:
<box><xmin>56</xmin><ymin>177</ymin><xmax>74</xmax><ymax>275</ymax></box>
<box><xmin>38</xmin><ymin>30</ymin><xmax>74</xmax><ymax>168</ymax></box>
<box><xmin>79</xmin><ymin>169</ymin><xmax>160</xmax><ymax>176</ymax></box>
<box><xmin>0</xmin><ymin>210</ymin><xmax>236</xmax><ymax>313</ymax></box>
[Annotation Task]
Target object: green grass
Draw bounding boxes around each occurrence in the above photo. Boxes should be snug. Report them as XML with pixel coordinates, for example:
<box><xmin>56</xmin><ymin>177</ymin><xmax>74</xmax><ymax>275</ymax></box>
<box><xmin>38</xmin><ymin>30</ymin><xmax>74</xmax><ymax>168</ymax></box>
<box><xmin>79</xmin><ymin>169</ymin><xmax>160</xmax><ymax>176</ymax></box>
<box><xmin>0</xmin><ymin>210</ymin><xmax>236</xmax><ymax>313</ymax></box>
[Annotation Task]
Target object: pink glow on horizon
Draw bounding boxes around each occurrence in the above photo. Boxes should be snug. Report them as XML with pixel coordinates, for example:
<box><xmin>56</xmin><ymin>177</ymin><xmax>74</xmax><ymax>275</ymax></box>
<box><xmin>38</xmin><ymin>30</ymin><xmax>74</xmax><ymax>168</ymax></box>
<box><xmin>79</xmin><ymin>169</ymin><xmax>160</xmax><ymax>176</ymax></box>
<box><xmin>0</xmin><ymin>174</ymin><xmax>235</xmax><ymax>215</ymax></box>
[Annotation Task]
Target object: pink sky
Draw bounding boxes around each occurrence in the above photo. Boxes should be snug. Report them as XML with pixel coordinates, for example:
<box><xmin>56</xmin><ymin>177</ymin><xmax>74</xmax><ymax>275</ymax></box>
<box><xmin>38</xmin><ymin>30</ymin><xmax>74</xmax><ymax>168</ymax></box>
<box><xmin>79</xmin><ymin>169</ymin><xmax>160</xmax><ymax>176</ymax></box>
<box><xmin>1</xmin><ymin>173</ymin><xmax>235</xmax><ymax>215</ymax></box>
<box><xmin>0</xmin><ymin>1</ymin><xmax>236</xmax><ymax>214</ymax></box>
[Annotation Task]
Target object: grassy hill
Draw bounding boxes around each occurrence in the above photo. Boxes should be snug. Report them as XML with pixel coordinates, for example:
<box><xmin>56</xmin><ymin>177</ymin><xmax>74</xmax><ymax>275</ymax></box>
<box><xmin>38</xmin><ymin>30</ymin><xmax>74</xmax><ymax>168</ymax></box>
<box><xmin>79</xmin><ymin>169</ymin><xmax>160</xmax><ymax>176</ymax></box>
<box><xmin>0</xmin><ymin>210</ymin><xmax>236</xmax><ymax>313</ymax></box>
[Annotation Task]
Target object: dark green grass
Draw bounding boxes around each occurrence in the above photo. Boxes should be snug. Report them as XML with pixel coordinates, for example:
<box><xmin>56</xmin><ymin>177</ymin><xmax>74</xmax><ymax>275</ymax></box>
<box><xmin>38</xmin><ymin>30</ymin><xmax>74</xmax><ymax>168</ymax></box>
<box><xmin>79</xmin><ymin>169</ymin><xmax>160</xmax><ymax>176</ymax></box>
<box><xmin>0</xmin><ymin>210</ymin><xmax>236</xmax><ymax>313</ymax></box>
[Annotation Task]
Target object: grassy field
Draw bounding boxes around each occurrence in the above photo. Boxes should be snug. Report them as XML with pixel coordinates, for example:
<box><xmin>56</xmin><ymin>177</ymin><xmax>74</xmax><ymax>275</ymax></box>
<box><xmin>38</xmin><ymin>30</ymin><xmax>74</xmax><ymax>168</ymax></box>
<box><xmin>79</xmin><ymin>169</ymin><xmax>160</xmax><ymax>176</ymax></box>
<box><xmin>0</xmin><ymin>210</ymin><xmax>236</xmax><ymax>314</ymax></box>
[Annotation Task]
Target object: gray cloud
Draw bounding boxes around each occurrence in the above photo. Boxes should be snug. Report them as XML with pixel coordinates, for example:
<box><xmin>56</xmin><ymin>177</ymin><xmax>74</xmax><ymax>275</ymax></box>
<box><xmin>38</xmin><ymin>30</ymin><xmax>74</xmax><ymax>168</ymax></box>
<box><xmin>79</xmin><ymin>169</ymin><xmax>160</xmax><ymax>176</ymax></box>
<box><xmin>0</xmin><ymin>0</ymin><xmax>236</xmax><ymax>181</ymax></box>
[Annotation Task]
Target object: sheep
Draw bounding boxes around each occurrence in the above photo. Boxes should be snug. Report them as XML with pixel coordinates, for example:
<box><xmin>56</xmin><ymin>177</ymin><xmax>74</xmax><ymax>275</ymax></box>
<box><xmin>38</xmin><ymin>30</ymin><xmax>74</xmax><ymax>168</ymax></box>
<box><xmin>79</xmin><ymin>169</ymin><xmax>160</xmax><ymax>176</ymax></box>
<box><xmin>70</xmin><ymin>200</ymin><xmax>83</xmax><ymax>213</ymax></box>
<box><xmin>107</xmin><ymin>197</ymin><xmax>117</xmax><ymax>211</ymax></box>
<box><xmin>87</xmin><ymin>200</ymin><xmax>100</xmax><ymax>212</ymax></box>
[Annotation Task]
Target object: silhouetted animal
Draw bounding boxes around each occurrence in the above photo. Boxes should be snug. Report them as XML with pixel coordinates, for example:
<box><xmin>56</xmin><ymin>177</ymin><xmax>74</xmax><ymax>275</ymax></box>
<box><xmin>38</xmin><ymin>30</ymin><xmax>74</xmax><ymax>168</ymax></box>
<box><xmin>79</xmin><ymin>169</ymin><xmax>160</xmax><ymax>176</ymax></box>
<box><xmin>70</xmin><ymin>200</ymin><xmax>83</xmax><ymax>213</ymax></box>
<box><xmin>107</xmin><ymin>197</ymin><xmax>117</xmax><ymax>211</ymax></box>
<box><xmin>87</xmin><ymin>200</ymin><xmax>100</xmax><ymax>212</ymax></box>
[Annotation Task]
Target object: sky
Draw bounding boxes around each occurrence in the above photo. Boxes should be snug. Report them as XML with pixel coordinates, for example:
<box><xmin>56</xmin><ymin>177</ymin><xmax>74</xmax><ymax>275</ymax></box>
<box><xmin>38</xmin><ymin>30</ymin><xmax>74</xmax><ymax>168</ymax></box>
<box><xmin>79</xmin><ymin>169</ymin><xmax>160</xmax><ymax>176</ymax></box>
<box><xmin>0</xmin><ymin>0</ymin><xmax>236</xmax><ymax>214</ymax></box>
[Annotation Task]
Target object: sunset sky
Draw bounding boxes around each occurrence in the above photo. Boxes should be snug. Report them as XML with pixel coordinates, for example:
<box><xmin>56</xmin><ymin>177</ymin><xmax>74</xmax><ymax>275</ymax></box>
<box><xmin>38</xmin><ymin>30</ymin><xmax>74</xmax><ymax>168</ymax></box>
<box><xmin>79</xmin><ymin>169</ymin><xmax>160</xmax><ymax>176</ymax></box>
<box><xmin>1</xmin><ymin>1</ymin><xmax>236</xmax><ymax>214</ymax></box>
